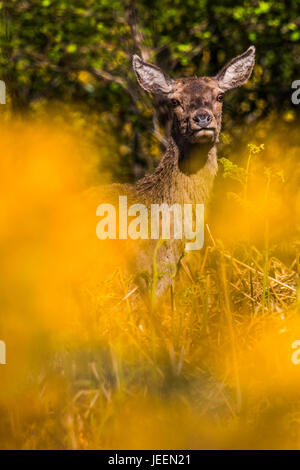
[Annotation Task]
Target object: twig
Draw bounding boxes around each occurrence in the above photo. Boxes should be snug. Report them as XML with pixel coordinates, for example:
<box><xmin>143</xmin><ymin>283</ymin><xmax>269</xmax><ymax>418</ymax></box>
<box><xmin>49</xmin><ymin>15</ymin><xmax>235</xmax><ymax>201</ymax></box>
<box><xmin>206</xmin><ymin>224</ymin><xmax>296</xmax><ymax>294</ymax></box>
<box><xmin>122</xmin><ymin>286</ymin><xmax>138</xmax><ymax>300</ymax></box>
<box><xmin>224</xmin><ymin>254</ymin><xmax>296</xmax><ymax>293</ymax></box>
<box><xmin>125</xmin><ymin>0</ymin><xmax>151</xmax><ymax>61</ymax></box>
<box><xmin>230</xmin><ymin>281</ymin><xmax>256</xmax><ymax>302</ymax></box>
<box><xmin>180</xmin><ymin>259</ymin><xmax>196</xmax><ymax>285</ymax></box>
<box><xmin>206</xmin><ymin>224</ymin><xmax>216</xmax><ymax>247</ymax></box>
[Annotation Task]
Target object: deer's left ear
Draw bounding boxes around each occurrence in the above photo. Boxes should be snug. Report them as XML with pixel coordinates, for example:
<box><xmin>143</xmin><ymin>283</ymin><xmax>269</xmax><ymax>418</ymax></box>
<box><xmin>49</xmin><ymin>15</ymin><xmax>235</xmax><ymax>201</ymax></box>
<box><xmin>132</xmin><ymin>55</ymin><xmax>174</xmax><ymax>95</ymax></box>
<box><xmin>216</xmin><ymin>46</ymin><xmax>255</xmax><ymax>91</ymax></box>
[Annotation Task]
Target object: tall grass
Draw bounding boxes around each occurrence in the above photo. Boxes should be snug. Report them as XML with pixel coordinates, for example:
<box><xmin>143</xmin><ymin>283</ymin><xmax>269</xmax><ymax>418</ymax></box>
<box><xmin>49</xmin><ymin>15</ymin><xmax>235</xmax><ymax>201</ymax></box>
<box><xmin>0</xmin><ymin>113</ymin><xmax>300</xmax><ymax>449</ymax></box>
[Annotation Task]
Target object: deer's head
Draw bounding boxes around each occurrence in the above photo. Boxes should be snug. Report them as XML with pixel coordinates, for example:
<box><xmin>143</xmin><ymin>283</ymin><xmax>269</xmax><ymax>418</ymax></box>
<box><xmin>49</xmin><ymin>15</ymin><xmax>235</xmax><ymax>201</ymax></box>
<box><xmin>133</xmin><ymin>47</ymin><xmax>255</xmax><ymax>146</ymax></box>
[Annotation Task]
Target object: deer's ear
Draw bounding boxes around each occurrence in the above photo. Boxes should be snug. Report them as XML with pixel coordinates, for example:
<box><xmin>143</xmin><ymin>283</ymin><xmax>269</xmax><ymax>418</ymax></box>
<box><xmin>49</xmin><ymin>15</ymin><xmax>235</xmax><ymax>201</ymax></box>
<box><xmin>216</xmin><ymin>46</ymin><xmax>255</xmax><ymax>91</ymax></box>
<box><xmin>132</xmin><ymin>55</ymin><xmax>174</xmax><ymax>95</ymax></box>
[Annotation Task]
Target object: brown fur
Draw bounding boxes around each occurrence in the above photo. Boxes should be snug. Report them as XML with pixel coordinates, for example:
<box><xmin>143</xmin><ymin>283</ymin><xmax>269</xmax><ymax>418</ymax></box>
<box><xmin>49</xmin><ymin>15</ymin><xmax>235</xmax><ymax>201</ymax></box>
<box><xmin>96</xmin><ymin>48</ymin><xmax>255</xmax><ymax>296</ymax></box>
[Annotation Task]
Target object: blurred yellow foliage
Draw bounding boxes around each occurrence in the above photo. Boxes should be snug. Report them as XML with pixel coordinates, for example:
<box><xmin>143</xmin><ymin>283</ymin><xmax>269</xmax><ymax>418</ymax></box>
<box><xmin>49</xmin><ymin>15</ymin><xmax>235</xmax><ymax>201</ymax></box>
<box><xmin>0</xmin><ymin>113</ymin><xmax>299</xmax><ymax>449</ymax></box>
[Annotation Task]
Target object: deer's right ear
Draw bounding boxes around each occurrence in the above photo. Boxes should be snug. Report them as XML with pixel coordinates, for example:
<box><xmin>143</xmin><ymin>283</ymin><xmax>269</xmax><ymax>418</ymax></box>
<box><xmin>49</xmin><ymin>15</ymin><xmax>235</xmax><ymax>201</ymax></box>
<box><xmin>132</xmin><ymin>55</ymin><xmax>174</xmax><ymax>95</ymax></box>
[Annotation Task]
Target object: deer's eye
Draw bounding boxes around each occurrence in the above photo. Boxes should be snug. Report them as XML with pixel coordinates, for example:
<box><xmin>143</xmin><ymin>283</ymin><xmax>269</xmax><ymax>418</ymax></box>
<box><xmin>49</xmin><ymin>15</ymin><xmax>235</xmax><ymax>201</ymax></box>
<box><xmin>171</xmin><ymin>98</ymin><xmax>180</xmax><ymax>107</ymax></box>
<box><xmin>217</xmin><ymin>93</ymin><xmax>224</xmax><ymax>102</ymax></box>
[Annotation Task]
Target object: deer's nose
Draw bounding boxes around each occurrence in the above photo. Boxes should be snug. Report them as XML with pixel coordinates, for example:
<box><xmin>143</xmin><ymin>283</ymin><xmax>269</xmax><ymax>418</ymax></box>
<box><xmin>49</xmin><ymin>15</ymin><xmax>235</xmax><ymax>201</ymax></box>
<box><xmin>193</xmin><ymin>112</ymin><xmax>212</xmax><ymax>127</ymax></box>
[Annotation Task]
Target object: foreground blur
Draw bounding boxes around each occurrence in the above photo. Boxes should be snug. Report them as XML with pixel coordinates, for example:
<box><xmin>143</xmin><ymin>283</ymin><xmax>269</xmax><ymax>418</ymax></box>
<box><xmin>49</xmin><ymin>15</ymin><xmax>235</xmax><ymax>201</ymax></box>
<box><xmin>0</xmin><ymin>114</ymin><xmax>300</xmax><ymax>449</ymax></box>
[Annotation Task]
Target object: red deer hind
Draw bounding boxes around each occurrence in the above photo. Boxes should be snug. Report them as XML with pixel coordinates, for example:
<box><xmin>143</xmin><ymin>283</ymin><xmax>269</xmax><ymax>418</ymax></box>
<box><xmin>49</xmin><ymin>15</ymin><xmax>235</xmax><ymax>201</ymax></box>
<box><xmin>96</xmin><ymin>46</ymin><xmax>256</xmax><ymax>297</ymax></box>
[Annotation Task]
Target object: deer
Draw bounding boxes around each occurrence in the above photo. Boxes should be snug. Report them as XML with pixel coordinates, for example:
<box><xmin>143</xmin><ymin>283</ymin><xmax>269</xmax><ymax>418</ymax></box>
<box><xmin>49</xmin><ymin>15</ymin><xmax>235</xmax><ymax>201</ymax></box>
<box><xmin>94</xmin><ymin>46</ymin><xmax>256</xmax><ymax>298</ymax></box>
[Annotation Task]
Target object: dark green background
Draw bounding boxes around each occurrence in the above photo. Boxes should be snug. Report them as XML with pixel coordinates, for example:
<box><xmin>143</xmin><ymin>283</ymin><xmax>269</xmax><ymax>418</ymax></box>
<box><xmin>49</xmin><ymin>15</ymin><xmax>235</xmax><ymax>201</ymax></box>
<box><xmin>1</xmin><ymin>0</ymin><xmax>299</xmax><ymax>180</ymax></box>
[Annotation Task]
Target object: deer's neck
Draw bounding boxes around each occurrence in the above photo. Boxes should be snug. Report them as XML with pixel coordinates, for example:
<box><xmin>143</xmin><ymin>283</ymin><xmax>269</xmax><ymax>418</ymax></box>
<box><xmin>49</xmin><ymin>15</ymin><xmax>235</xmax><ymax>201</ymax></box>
<box><xmin>136</xmin><ymin>136</ymin><xmax>218</xmax><ymax>205</ymax></box>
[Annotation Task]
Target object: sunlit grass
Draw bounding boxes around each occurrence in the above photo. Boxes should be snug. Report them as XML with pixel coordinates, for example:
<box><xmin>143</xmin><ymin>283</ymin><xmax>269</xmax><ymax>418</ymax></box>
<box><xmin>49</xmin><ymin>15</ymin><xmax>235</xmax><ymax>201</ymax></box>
<box><xmin>0</xmin><ymin>113</ymin><xmax>300</xmax><ymax>449</ymax></box>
